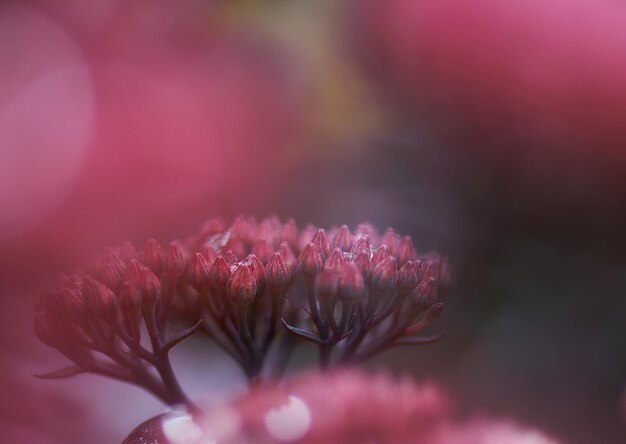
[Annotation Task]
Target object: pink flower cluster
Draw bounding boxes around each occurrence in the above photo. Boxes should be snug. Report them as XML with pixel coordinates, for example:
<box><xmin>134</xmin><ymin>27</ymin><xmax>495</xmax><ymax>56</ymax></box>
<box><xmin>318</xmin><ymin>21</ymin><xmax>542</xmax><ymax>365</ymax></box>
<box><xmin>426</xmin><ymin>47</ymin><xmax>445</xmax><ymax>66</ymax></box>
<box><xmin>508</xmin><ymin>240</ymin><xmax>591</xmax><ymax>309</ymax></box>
<box><xmin>35</xmin><ymin>216</ymin><xmax>450</xmax><ymax>398</ymax></box>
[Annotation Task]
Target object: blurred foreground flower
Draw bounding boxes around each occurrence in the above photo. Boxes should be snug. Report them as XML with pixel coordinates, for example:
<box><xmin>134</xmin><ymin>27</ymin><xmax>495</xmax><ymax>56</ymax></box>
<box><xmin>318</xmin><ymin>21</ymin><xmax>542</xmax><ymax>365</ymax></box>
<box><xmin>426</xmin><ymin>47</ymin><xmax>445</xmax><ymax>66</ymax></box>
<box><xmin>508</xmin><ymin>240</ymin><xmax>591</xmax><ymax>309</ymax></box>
<box><xmin>124</xmin><ymin>370</ymin><xmax>560</xmax><ymax>444</ymax></box>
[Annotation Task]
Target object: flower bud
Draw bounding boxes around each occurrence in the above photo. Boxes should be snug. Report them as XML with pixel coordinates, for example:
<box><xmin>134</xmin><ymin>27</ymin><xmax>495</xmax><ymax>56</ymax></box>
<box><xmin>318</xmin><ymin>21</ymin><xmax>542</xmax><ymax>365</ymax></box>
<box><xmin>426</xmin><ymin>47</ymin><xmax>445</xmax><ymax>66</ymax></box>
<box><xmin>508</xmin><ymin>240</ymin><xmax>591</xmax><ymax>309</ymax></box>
<box><xmin>398</xmin><ymin>261</ymin><xmax>419</xmax><ymax>295</ymax></box>
<box><xmin>164</xmin><ymin>242</ymin><xmax>186</xmax><ymax>277</ymax></box>
<box><xmin>199</xmin><ymin>245</ymin><xmax>217</xmax><ymax>267</ymax></box>
<box><xmin>101</xmin><ymin>263</ymin><xmax>123</xmax><ymax>289</ymax></box>
<box><xmin>59</xmin><ymin>287</ymin><xmax>85</xmax><ymax>321</ymax></box>
<box><xmin>265</xmin><ymin>253</ymin><xmax>291</xmax><ymax>290</ymax></box>
<box><xmin>82</xmin><ymin>276</ymin><xmax>117</xmax><ymax>318</ymax></box>
<box><xmin>395</xmin><ymin>236</ymin><xmax>417</xmax><ymax>266</ymax></box>
<box><xmin>141</xmin><ymin>239</ymin><xmax>164</xmax><ymax>275</ymax></box>
<box><xmin>247</xmin><ymin>254</ymin><xmax>266</xmax><ymax>292</ymax></box>
<box><xmin>120</xmin><ymin>241</ymin><xmax>138</xmax><ymax>263</ymax></box>
<box><xmin>125</xmin><ymin>259</ymin><xmax>144</xmax><ymax>283</ymax></box>
<box><xmin>323</xmin><ymin>248</ymin><xmax>345</xmax><ymax>273</ymax></box>
<box><xmin>371</xmin><ymin>256</ymin><xmax>397</xmax><ymax>294</ymax></box>
<box><xmin>315</xmin><ymin>269</ymin><xmax>339</xmax><ymax>301</ymax></box>
<box><xmin>412</xmin><ymin>277</ymin><xmax>437</xmax><ymax>310</ymax></box>
<box><xmin>381</xmin><ymin>228</ymin><xmax>400</xmax><ymax>250</ymax></box>
<box><xmin>257</xmin><ymin>217</ymin><xmax>277</xmax><ymax>244</ymax></box>
<box><xmin>333</xmin><ymin>225</ymin><xmax>352</xmax><ymax>251</ymax></box>
<box><xmin>118</xmin><ymin>281</ymin><xmax>142</xmax><ymax>314</ymax></box>
<box><xmin>421</xmin><ymin>259</ymin><xmax>439</xmax><ymax>280</ymax></box>
<box><xmin>280</xmin><ymin>218</ymin><xmax>298</xmax><ymax>247</ymax></box>
<box><xmin>279</xmin><ymin>242</ymin><xmax>297</xmax><ymax>270</ymax></box>
<box><xmin>223</xmin><ymin>250</ymin><xmax>239</xmax><ymax>264</ymax></box>
<box><xmin>298</xmin><ymin>224</ymin><xmax>318</xmax><ymax>251</ymax></box>
<box><xmin>298</xmin><ymin>243</ymin><xmax>323</xmax><ymax>277</ymax></box>
<box><xmin>425</xmin><ymin>302</ymin><xmax>444</xmax><ymax>322</ymax></box>
<box><xmin>353</xmin><ymin>252</ymin><xmax>372</xmax><ymax>284</ymax></box>
<box><xmin>140</xmin><ymin>268</ymin><xmax>161</xmax><ymax>307</ymax></box>
<box><xmin>372</xmin><ymin>245</ymin><xmax>391</xmax><ymax>265</ymax></box>
<box><xmin>102</xmin><ymin>251</ymin><xmax>126</xmax><ymax>273</ymax></box>
<box><xmin>224</xmin><ymin>238</ymin><xmax>247</xmax><ymax>260</ymax></box>
<box><xmin>228</xmin><ymin>264</ymin><xmax>257</xmax><ymax>306</ymax></box>
<box><xmin>311</xmin><ymin>229</ymin><xmax>331</xmax><ymax>260</ymax></box>
<box><xmin>188</xmin><ymin>253</ymin><xmax>210</xmax><ymax>291</ymax></box>
<box><xmin>200</xmin><ymin>217</ymin><xmax>226</xmax><ymax>236</ymax></box>
<box><xmin>351</xmin><ymin>235</ymin><xmax>371</xmax><ymax>257</ymax></box>
<box><xmin>230</xmin><ymin>215</ymin><xmax>251</xmax><ymax>241</ymax></box>
<box><xmin>209</xmin><ymin>256</ymin><xmax>231</xmax><ymax>291</ymax></box>
<box><xmin>252</xmin><ymin>240</ymin><xmax>273</xmax><ymax>265</ymax></box>
<box><xmin>354</xmin><ymin>223</ymin><xmax>379</xmax><ymax>245</ymax></box>
<box><xmin>338</xmin><ymin>263</ymin><xmax>365</xmax><ymax>300</ymax></box>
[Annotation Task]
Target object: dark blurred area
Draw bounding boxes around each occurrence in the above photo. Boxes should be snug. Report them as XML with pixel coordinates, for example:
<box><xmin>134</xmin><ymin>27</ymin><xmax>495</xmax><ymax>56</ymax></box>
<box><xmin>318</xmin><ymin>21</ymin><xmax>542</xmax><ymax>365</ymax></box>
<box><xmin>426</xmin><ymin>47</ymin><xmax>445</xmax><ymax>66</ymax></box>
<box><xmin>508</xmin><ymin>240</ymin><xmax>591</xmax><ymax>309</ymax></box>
<box><xmin>0</xmin><ymin>1</ymin><xmax>624</xmax><ymax>443</ymax></box>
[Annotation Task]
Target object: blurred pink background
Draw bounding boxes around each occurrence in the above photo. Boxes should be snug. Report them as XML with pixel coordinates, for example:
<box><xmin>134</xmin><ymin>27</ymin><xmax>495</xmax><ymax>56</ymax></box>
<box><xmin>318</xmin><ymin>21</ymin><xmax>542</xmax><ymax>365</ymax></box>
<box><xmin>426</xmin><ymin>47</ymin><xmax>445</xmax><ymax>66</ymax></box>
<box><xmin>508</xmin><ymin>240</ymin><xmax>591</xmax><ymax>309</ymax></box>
<box><xmin>1</xmin><ymin>1</ymin><xmax>624</xmax><ymax>443</ymax></box>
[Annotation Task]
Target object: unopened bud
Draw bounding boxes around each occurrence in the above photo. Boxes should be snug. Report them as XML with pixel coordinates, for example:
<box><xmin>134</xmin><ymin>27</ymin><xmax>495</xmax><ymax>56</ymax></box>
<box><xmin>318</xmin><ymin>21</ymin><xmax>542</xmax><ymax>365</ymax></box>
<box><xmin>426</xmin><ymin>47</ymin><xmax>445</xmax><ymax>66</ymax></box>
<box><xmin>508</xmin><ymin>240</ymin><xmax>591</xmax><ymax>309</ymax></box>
<box><xmin>381</xmin><ymin>228</ymin><xmax>400</xmax><ymax>250</ymax></box>
<box><xmin>247</xmin><ymin>254</ymin><xmax>266</xmax><ymax>291</ymax></box>
<box><xmin>265</xmin><ymin>253</ymin><xmax>291</xmax><ymax>290</ymax></box>
<box><xmin>120</xmin><ymin>241</ymin><xmax>138</xmax><ymax>263</ymax></box>
<box><xmin>280</xmin><ymin>218</ymin><xmax>298</xmax><ymax>247</ymax></box>
<box><xmin>315</xmin><ymin>269</ymin><xmax>339</xmax><ymax>301</ymax></box>
<box><xmin>82</xmin><ymin>276</ymin><xmax>117</xmax><ymax>318</ymax></box>
<box><xmin>125</xmin><ymin>259</ymin><xmax>143</xmax><ymax>283</ymax></box>
<box><xmin>164</xmin><ymin>242</ymin><xmax>186</xmax><ymax>276</ymax></box>
<box><xmin>351</xmin><ymin>235</ymin><xmax>371</xmax><ymax>257</ymax></box>
<box><xmin>257</xmin><ymin>217</ymin><xmax>277</xmax><ymax>243</ymax></box>
<box><xmin>209</xmin><ymin>256</ymin><xmax>231</xmax><ymax>291</ymax></box>
<box><xmin>59</xmin><ymin>287</ymin><xmax>85</xmax><ymax>320</ymax></box>
<box><xmin>230</xmin><ymin>215</ymin><xmax>251</xmax><ymax>241</ymax></box>
<box><xmin>398</xmin><ymin>261</ymin><xmax>419</xmax><ymax>294</ymax></box>
<box><xmin>188</xmin><ymin>253</ymin><xmax>210</xmax><ymax>291</ymax></box>
<box><xmin>224</xmin><ymin>238</ymin><xmax>246</xmax><ymax>260</ymax></box>
<box><xmin>311</xmin><ymin>229</ymin><xmax>331</xmax><ymax>260</ymax></box>
<box><xmin>395</xmin><ymin>236</ymin><xmax>417</xmax><ymax>266</ymax></box>
<box><xmin>353</xmin><ymin>253</ymin><xmax>372</xmax><ymax>283</ymax></box>
<box><xmin>252</xmin><ymin>240</ymin><xmax>273</xmax><ymax>265</ymax></box>
<box><xmin>228</xmin><ymin>264</ymin><xmax>257</xmax><ymax>306</ymax></box>
<box><xmin>372</xmin><ymin>245</ymin><xmax>391</xmax><ymax>265</ymax></box>
<box><xmin>140</xmin><ymin>268</ymin><xmax>161</xmax><ymax>306</ymax></box>
<box><xmin>101</xmin><ymin>263</ymin><xmax>123</xmax><ymax>289</ymax></box>
<box><xmin>298</xmin><ymin>243</ymin><xmax>323</xmax><ymax>277</ymax></box>
<box><xmin>199</xmin><ymin>245</ymin><xmax>218</xmax><ymax>266</ymax></box>
<box><xmin>223</xmin><ymin>250</ymin><xmax>239</xmax><ymax>264</ymax></box>
<box><xmin>103</xmin><ymin>251</ymin><xmax>126</xmax><ymax>273</ymax></box>
<box><xmin>118</xmin><ymin>281</ymin><xmax>142</xmax><ymax>314</ymax></box>
<box><xmin>323</xmin><ymin>248</ymin><xmax>345</xmax><ymax>273</ymax></box>
<box><xmin>426</xmin><ymin>302</ymin><xmax>444</xmax><ymax>321</ymax></box>
<box><xmin>371</xmin><ymin>256</ymin><xmax>397</xmax><ymax>293</ymax></box>
<box><xmin>355</xmin><ymin>223</ymin><xmax>379</xmax><ymax>244</ymax></box>
<box><xmin>412</xmin><ymin>277</ymin><xmax>437</xmax><ymax>310</ymax></box>
<box><xmin>338</xmin><ymin>263</ymin><xmax>365</xmax><ymax>299</ymax></box>
<box><xmin>279</xmin><ymin>242</ymin><xmax>297</xmax><ymax>270</ymax></box>
<box><xmin>141</xmin><ymin>239</ymin><xmax>164</xmax><ymax>275</ymax></box>
<box><xmin>333</xmin><ymin>225</ymin><xmax>352</xmax><ymax>251</ymax></box>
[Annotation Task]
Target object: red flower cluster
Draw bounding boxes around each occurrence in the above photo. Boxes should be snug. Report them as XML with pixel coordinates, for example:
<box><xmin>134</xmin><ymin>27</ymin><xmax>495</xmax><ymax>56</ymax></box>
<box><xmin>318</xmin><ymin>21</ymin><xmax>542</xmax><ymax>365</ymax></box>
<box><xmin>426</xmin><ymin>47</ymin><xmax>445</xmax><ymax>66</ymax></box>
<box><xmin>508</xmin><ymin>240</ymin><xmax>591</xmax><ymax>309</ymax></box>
<box><xmin>35</xmin><ymin>216</ymin><xmax>450</xmax><ymax>404</ymax></box>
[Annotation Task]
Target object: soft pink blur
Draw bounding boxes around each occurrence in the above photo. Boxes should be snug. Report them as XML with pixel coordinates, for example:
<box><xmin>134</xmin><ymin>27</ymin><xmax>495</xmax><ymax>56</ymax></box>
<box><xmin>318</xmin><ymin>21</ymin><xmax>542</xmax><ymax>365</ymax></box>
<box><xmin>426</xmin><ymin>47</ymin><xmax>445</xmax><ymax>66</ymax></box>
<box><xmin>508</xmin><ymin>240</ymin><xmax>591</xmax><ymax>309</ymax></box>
<box><xmin>216</xmin><ymin>370</ymin><xmax>449</xmax><ymax>443</ymax></box>
<box><xmin>358</xmin><ymin>0</ymin><xmax>626</xmax><ymax>163</ymax></box>
<box><xmin>0</xmin><ymin>1</ymin><xmax>304</xmax><ymax>442</ymax></box>
<box><xmin>0</xmin><ymin>0</ymin><xmax>303</xmax><ymax>263</ymax></box>
<box><xmin>172</xmin><ymin>370</ymin><xmax>561</xmax><ymax>444</ymax></box>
